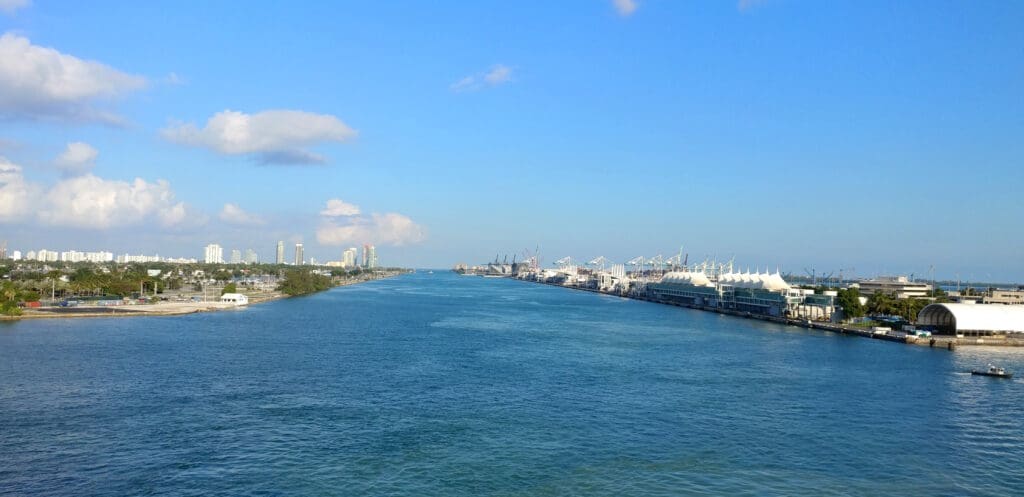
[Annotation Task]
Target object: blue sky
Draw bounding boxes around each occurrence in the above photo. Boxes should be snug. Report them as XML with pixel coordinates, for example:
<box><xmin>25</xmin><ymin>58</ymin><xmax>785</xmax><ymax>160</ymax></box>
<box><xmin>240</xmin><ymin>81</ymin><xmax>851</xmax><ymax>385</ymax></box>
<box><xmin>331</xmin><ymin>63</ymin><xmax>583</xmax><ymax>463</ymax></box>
<box><xmin>0</xmin><ymin>0</ymin><xmax>1021</xmax><ymax>281</ymax></box>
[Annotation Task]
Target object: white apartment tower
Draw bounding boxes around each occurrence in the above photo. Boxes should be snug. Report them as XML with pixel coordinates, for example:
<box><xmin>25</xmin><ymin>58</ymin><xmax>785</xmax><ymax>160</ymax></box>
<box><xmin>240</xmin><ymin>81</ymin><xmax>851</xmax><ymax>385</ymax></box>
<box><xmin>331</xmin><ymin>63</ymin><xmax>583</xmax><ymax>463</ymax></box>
<box><xmin>204</xmin><ymin>243</ymin><xmax>224</xmax><ymax>264</ymax></box>
<box><xmin>294</xmin><ymin>243</ymin><xmax>304</xmax><ymax>265</ymax></box>
<box><xmin>342</xmin><ymin>247</ymin><xmax>358</xmax><ymax>268</ymax></box>
<box><xmin>276</xmin><ymin>241</ymin><xmax>285</xmax><ymax>264</ymax></box>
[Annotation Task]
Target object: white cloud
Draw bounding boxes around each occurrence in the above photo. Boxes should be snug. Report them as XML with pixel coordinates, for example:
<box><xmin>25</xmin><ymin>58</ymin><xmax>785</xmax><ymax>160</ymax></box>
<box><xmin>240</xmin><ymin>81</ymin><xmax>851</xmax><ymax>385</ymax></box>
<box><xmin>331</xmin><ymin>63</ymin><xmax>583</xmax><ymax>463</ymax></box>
<box><xmin>483</xmin><ymin>64</ymin><xmax>512</xmax><ymax>85</ymax></box>
<box><xmin>162</xmin><ymin>109</ymin><xmax>357</xmax><ymax>165</ymax></box>
<box><xmin>317</xmin><ymin>213</ymin><xmax>426</xmax><ymax>247</ymax></box>
<box><xmin>0</xmin><ymin>157</ymin><xmax>35</xmax><ymax>221</ymax></box>
<box><xmin>450</xmin><ymin>64</ymin><xmax>514</xmax><ymax>93</ymax></box>
<box><xmin>164</xmin><ymin>72</ymin><xmax>185</xmax><ymax>85</ymax></box>
<box><xmin>737</xmin><ymin>0</ymin><xmax>767</xmax><ymax>12</ymax></box>
<box><xmin>54</xmin><ymin>141</ymin><xmax>98</xmax><ymax>175</ymax></box>
<box><xmin>320</xmin><ymin>198</ymin><xmax>361</xmax><ymax>217</ymax></box>
<box><xmin>450</xmin><ymin>76</ymin><xmax>477</xmax><ymax>93</ymax></box>
<box><xmin>39</xmin><ymin>175</ymin><xmax>187</xmax><ymax>229</ymax></box>
<box><xmin>315</xmin><ymin>198</ymin><xmax>425</xmax><ymax>247</ymax></box>
<box><xmin>0</xmin><ymin>0</ymin><xmax>30</xmax><ymax>15</ymax></box>
<box><xmin>613</xmin><ymin>0</ymin><xmax>638</xmax><ymax>17</ymax></box>
<box><xmin>0</xmin><ymin>33</ymin><xmax>146</xmax><ymax>123</ymax></box>
<box><xmin>219</xmin><ymin>203</ymin><xmax>265</xmax><ymax>226</ymax></box>
<box><xmin>0</xmin><ymin>157</ymin><xmax>191</xmax><ymax>229</ymax></box>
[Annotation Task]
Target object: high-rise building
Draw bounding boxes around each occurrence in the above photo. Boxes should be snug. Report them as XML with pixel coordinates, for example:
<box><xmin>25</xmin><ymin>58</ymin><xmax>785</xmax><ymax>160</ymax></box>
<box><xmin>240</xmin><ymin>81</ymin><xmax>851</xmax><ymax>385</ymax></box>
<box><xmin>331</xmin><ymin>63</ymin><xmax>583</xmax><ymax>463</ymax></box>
<box><xmin>294</xmin><ymin>243</ymin><xmax>304</xmax><ymax>265</ymax></box>
<box><xmin>276</xmin><ymin>241</ymin><xmax>285</xmax><ymax>264</ymax></box>
<box><xmin>362</xmin><ymin>244</ymin><xmax>369</xmax><ymax>268</ymax></box>
<box><xmin>230</xmin><ymin>249</ymin><xmax>242</xmax><ymax>264</ymax></box>
<box><xmin>367</xmin><ymin>245</ymin><xmax>377</xmax><ymax>269</ymax></box>
<box><xmin>204</xmin><ymin>243</ymin><xmax>223</xmax><ymax>264</ymax></box>
<box><xmin>342</xmin><ymin>247</ymin><xmax>357</xmax><ymax>268</ymax></box>
<box><xmin>244</xmin><ymin>249</ymin><xmax>258</xmax><ymax>264</ymax></box>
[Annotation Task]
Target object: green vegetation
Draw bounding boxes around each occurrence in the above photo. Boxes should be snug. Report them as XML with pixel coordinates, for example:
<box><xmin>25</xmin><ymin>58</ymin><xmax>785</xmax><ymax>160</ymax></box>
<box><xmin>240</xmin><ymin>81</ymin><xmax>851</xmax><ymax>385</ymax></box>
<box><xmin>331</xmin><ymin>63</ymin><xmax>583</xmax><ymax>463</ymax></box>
<box><xmin>835</xmin><ymin>287</ymin><xmax>865</xmax><ymax>319</ymax></box>
<box><xmin>1</xmin><ymin>281</ymin><xmax>22</xmax><ymax>316</ymax></box>
<box><xmin>276</xmin><ymin>269</ymin><xmax>332</xmax><ymax>296</ymax></box>
<box><xmin>865</xmin><ymin>291</ymin><xmax>930</xmax><ymax>322</ymax></box>
<box><xmin>221</xmin><ymin>282</ymin><xmax>237</xmax><ymax>295</ymax></box>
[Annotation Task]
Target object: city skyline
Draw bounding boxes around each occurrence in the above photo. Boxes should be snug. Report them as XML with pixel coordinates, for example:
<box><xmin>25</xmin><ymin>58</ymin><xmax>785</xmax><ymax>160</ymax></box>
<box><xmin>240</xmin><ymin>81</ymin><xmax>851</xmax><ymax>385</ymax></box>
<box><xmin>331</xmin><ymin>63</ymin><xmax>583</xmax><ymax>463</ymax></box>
<box><xmin>1</xmin><ymin>2</ymin><xmax>1022</xmax><ymax>280</ymax></box>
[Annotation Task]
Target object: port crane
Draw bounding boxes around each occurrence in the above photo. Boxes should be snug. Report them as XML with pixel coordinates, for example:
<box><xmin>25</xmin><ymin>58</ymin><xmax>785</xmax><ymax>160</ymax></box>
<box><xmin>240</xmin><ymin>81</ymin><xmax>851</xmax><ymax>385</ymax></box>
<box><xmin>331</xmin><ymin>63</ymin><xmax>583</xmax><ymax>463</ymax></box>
<box><xmin>587</xmin><ymin>256</ymin><xmax>608</xmax><ymax>271</ymax></box>
<box><xmin>627</xmin><ymin>256</ymin><xmax>646</xmax><ymax>278</ymax></box>
<box><xmin>649</xmin><ymin>255</ymin><xmax>665</xmax><ymax>277</ymax></box>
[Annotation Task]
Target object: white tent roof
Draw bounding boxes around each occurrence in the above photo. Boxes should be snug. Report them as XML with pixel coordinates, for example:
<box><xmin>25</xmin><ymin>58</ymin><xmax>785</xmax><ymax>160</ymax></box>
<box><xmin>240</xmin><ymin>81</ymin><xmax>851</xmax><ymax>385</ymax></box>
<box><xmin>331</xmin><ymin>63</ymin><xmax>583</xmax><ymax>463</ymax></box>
<box><xmin>659</xmin><ymin>271</ymin><xmax>713</xmax><ymax>287</ymax></box>
<box><xmin>918</xmin><ymin>303</ymin><xmax>1024</xmax><ymax>333</ymax></box>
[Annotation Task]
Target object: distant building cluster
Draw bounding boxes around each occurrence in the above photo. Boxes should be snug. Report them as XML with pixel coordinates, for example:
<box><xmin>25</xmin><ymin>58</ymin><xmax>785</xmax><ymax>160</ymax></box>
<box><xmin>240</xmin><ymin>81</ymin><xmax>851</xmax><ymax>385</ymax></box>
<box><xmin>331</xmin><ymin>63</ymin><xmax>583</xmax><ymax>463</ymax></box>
<box><xmin>326</xmin><ymin>244</ymin><xmax>378</xmax><ymax>269</ymax></box>
<box><xmin>0</xmin><ymin>239</ymin><xmax>381</xmax><ymax>269</ymax></box>
<box><xmin>200</xmin><ymin>241</ymin><xmax>380</xmax><ymax>268</ymax></box>
<box><xmin>0</xmin><ymin>242</ymin><xmax>197</xmax><ymax>264</ymax></box>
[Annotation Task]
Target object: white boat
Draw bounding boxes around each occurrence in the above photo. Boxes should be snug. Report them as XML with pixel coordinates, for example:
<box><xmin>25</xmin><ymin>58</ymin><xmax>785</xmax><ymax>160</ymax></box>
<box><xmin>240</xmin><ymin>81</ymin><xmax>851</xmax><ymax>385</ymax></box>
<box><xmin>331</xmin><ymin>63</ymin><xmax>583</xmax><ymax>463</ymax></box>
<box><xmin>972</xmin><ymin>364</ymin><xmax>1012</xmax><ymax>379</ymax></box>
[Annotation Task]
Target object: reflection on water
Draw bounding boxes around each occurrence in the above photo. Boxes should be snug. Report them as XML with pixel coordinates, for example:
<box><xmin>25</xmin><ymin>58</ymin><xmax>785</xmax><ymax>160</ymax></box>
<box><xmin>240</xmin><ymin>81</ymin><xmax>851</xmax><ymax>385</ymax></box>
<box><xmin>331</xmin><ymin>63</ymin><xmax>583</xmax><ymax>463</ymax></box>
<box><xmin>1</xmin><ymin>272</ymin><xmax>1021</xmax><ymax>496</ymax></box>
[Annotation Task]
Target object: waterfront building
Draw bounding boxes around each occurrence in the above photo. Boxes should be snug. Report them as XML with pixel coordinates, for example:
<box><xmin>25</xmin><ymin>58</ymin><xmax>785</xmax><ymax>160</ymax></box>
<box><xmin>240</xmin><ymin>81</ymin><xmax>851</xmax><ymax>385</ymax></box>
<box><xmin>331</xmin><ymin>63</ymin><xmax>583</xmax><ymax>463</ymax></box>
<box><xmin>855</xmin><ymin>276</ymin><xmax>932</xmax><ymax>299</ymax></box>
<box><xmin>294</xmin><ymin>243</ymin><xmax>304</xmax><ymax>266</ymax></box>
<box><xmin>230</xmin><ymin>249</ymin><xmax>242</xmax><ymax>264</ymax></box>
<box><xmin>219</xmin><ymin>293</ymin><xmax>249</xmax><ymax>306</ymax></box>
<box><xmin>981</xmin><ymin>289</ymin><xmax>1024</xmax><ymax>305</ymax></box>
<box><xmin>362</xmin><ymin>244</ymin><xmax>369</xmax><ymax>268</ymax></box>
<box><xmin>917</xmin><ymin>303</ymin><xmax>1024</xmax><ymax>336</ymax></box>
<box><xmin>342</xmin><ymin>247</ymin><xmax>357</xmax><ymax>268</ymax></box>
<box><xmin>204</xmin><ymin>244</ymin><xmax>223</xmax><ymax>264</ymax></box>
<box><xmin>367</xmin><ymin>245</ymin><xmax>377</xmax><ymax>269</ymax></box>
<box><xmin>10</xmin><ymin>250</ymin><xmax>20</xmax><ymax>261</ymax></box>
<box><xmin>245</xmin><ymin>249</ymin><xmax>258</xmax><ymax>264</ymax></box>
<box><xmin>647</xmin><ymin>270</ymin><xmax>829</xmax><ymax>318</ymax></box>
<box><xmin>276</xmin><ymin>241</ymin><xmax>285</xmax><ymax>264</ymax></box>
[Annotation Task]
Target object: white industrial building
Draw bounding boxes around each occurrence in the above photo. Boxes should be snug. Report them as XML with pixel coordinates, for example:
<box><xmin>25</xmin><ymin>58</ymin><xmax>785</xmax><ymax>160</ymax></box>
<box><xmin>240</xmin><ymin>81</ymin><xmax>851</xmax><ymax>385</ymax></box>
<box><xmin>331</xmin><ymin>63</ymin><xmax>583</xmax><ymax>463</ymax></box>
<box><xmin>917</xmin><ymin>303</ymin><xmax>1024</xmax><ymax>336</ymax></box>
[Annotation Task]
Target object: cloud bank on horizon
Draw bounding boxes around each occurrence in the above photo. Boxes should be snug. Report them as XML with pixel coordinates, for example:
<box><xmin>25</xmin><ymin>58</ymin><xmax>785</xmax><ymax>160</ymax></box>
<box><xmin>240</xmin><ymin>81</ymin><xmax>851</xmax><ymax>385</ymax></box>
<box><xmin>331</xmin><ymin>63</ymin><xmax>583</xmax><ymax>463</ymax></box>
<box><xmin>317</xmin><ymin>198</ymin><xmax>425</xmax><ymax>248</ymax></box>
<box><xmin>0</xmin><ymin>156</ymin><xmax>189</xmax><ymax>229</ymax></box>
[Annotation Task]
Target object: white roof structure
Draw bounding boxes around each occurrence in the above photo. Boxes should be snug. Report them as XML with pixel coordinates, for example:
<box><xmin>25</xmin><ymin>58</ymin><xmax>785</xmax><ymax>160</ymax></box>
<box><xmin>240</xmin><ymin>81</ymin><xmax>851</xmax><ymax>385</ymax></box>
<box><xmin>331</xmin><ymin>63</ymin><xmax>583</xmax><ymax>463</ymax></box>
<box><xmin>918</xmin><ymin>303</ymin><xmax>1024</xmax><ymax>334</ymax></box>
<box><xmin>718</xmin><ymin>271</ymin><xmax>791</xmax><ymax>291</ymax></box>
<box><xmin>660</xmin><ymin>271</ymin><xmax>713</xmax><ymax>287</ymax></box>
<box><xmin>659</xmin><ymin>270</ymin><xmax>791</xmax><ymax>291</ymax></box>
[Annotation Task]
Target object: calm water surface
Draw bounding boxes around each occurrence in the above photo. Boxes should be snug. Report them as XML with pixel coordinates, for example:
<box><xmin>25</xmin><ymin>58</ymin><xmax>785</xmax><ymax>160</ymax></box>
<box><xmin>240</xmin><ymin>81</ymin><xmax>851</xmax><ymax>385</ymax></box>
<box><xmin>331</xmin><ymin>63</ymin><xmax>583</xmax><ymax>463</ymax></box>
<box><xmin>1</xmin><ymin>272</ymin><xmax>1022</xmax><ymax>496</ymax></box>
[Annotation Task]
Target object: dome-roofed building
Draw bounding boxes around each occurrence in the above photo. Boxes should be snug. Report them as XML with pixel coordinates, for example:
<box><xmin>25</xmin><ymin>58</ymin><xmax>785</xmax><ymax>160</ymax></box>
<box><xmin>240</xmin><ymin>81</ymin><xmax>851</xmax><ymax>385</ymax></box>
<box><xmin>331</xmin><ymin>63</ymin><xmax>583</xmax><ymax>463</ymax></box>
<box><xmin>917</xmin><ymin>303</ymin><xmax>1024</xmax><ymax>336</ymax></box>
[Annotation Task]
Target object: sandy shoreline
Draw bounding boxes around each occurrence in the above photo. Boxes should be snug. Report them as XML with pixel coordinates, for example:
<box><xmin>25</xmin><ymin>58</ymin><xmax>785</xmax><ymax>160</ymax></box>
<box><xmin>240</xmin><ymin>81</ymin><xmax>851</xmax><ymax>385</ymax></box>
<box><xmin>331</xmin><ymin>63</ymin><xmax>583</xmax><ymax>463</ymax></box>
<box><xmin>8</xmin><ymin>293</ymin><xmax>286</xmax><ymax>320</ymax></box>
<box><xmin>4</xmin><ymin>273</ymin><xmax>403</xmax><ymax>321</ymax></box>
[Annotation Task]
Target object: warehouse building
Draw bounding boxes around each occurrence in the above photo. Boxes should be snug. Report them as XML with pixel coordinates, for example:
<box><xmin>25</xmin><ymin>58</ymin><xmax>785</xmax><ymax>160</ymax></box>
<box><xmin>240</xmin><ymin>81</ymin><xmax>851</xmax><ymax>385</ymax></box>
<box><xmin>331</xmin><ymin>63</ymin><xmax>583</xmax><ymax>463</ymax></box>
<box><xmin>916</xmin><ymin>303</ymin><xmax>1024</xmax><ymax>336</ymax></box>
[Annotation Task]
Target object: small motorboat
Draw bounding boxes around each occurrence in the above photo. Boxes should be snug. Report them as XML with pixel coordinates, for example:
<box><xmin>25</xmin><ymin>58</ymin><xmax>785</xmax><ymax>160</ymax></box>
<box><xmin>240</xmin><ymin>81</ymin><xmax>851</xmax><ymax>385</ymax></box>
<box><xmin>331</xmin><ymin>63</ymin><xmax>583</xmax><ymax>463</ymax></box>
<box><xmin>971</xmin><ymin>364</ymin><xmax>1013</xmax><ymax>379</ymax></box>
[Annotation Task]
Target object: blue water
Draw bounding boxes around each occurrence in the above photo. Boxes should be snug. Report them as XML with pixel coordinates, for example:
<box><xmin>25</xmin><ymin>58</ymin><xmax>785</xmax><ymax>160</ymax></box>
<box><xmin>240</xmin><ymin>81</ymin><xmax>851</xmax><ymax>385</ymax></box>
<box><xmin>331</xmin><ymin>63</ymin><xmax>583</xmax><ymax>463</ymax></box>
<box><xmin>2</xmin><ymin>272</ymin><xmax>1022</xmax><ymax>496</ymax></box>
